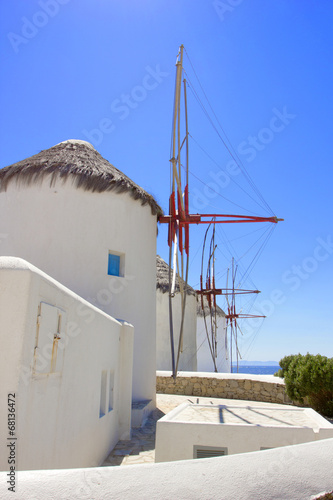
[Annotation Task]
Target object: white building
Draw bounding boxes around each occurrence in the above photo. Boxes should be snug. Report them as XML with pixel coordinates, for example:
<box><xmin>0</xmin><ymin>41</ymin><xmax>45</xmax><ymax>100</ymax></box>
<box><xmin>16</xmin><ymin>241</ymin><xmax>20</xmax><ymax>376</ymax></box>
<box><xmin>196</xmin><ymin>298</ymin><xmax>230</xmax><ymax>373</ymax></box>
<box><xmin>156</xmin><ymin>256</ymin><xmax>197</xmax><ymax>372</ymax></box>
<box><xmin>0</xmin><ymin>139</ymin><xmax>161</xmax><ymax>469</ymax></box>
<box><xmin>0</xmin><ymin>139</ymin><xmax>161</xmax><ymax>403</ymax></box>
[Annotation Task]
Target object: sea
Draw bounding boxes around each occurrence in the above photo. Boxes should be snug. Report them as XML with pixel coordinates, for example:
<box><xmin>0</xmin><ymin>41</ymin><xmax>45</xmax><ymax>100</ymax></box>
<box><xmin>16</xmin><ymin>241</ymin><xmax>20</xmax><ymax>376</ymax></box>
<box><xmin>231</xmin><ymin>365</ymin><xmax>280</xmax><ymax>375</ymax></box>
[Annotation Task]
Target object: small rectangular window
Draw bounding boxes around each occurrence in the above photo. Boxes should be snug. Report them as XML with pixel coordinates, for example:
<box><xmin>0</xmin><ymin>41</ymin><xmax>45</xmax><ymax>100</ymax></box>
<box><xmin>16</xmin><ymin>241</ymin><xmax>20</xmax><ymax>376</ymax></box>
<box><xmin>100</xmin><ymin>370</ymin><xmax>107</xmax><ymax>418</ymax></box>
<box><xmin>108</xmin><ymin>254</ymin><xmax>120</xmax><ymax>276</ymax></box>
<box><xmin>108</xmin><ymin>370</ymin><xmax>114</xmax><ymax>412</ymax></box>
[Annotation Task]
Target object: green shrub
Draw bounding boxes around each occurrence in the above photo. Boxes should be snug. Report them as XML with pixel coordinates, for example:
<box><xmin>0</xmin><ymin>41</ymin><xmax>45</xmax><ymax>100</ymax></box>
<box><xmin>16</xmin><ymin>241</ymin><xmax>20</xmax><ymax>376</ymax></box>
<box><xmin>274</xmin><ymin>354</ymin><xmax>299</xmax><ymax>378</ymax></box>
<box><xmin>279</xmin><ymin>354</ymin><xmax>300</xmax><ymax>376</ymax></box>
<box><xmin>277</xmin><ymin>353</ymin><xmax>333</xmax><ymax>417</ymax></box>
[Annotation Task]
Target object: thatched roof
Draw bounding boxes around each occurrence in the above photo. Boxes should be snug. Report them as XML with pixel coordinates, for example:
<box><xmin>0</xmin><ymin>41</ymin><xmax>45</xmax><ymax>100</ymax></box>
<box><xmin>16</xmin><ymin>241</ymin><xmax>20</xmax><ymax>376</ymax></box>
<box><xmin>156</xmin><ymin>255</ymin><xmax>196</xmax><ymax>296</ymax></box>
<box><xmin>0</xmin><ymin>140</ymin><xmax>162</xmax><ymax>216</ymax></box>
<box><xmin>156</xmin><ymin>256</ymin><xmax>225</xmax><ymax>314</ymax></box>
<box><xmin>197</xmin><ymin>296</ymin><xmax>226</xmax><ymax>318</ymax></box>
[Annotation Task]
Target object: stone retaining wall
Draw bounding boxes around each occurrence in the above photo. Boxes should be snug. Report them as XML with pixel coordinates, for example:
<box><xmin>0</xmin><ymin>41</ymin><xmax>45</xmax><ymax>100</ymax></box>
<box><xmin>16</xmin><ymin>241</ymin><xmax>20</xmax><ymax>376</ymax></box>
<box><xmin>156</xmin><ymin>371</ymin><xmax>293</xmax><ymax>405</ymax></box>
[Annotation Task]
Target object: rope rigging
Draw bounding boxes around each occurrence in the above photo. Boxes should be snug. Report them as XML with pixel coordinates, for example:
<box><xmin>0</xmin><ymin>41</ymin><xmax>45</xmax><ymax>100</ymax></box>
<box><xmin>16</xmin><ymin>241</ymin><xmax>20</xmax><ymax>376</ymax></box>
<box><xmin>183</xmin><ymin>47</ymin><xmax>275</xmax><ymax>217</ymax></box>
<box><xmin>187</xmin><ymin>134</ymin><xmax>271</xmax><ymax>216</ymax></box>
<box><xmin>215</xmin><ymin>222</ymin><xmax>276</xmax><ymax>290</ymax></box>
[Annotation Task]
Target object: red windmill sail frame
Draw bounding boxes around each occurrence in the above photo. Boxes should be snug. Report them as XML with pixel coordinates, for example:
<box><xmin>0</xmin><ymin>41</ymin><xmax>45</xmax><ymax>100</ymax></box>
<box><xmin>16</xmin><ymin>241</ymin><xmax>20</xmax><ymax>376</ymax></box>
<box><xmin>197</xmin><ymin>223</ymin><xmax>219</xmax><ymax>372</ymax></box>
<box><xmin>223</xmin><ymin>259</ymin><xmax>266</xmax><ymax>373</ymax></box>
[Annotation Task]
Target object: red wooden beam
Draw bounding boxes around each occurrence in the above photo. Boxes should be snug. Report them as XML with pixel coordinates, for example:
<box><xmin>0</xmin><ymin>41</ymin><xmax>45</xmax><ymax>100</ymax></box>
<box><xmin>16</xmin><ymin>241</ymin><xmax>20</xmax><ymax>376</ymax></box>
<box><xmin>225</xmin><ymin>313</ymin><xmax>266</xmax><ymax>319</ymax></box>
<box><xmin>197</xmin><ymin>288</ymin><xmax>261</xmax><ymax>296</ymax></box>
<box><xmin>159</xmin><ymin>213</ymin><xmax>283</xmax><ymax>224</ymax></box>
<box><xmin>197</xmin><ymin>289</ymin><xmax>223</xmax><ymax>296</ymax></box>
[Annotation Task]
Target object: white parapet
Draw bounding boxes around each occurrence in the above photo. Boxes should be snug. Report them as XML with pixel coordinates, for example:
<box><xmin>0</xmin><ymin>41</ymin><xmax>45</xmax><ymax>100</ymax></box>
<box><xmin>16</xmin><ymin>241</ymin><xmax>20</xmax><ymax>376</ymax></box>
<box><xmin>0</xmin><ymin>438</ymin><xmax>332</xmax><ymax>499</ymax></box>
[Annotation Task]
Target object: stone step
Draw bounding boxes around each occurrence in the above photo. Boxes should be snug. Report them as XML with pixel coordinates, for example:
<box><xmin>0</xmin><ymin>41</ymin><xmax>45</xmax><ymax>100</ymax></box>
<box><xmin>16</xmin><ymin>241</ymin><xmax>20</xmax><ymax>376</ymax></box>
<box><xmin>131</xmin><ymin>399</ymin><xmax>155</xmax><ymax>428</ymax></box>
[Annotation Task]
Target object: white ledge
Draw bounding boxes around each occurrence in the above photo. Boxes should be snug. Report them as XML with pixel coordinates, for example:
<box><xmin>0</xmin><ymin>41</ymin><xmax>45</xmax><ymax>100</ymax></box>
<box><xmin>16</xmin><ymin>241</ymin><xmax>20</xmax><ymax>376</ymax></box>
<box><xmin>157</xmin><ymin>370</ymin><xmax>284</xmax><ymax>384</ymax></box>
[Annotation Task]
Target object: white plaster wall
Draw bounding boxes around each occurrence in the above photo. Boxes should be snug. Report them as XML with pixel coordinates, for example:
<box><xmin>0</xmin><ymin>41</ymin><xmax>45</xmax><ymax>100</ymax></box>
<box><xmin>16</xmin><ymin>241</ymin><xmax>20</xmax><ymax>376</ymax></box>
<box><xmin>156</xmin><ymin>290</ymin><xmax>197</xmax><ymax>371</ymax></box>
<box><xmin>1</xmin><ymin>438</ymin><xmax>333</xmax><ymax>499</ymax></box>
<box><xmin>196</xmin><ymin>314</ymin><xmax>230</xmax><ymax>372</ymax></box>
<box><xmin>117</xmin><ymin>321</ymin><xmax>135</xmax><ymax>440</ymax></box>
<box><xmin>155</xmin><ymin>403</ymin><xmax>333</xmax><ymax>463</ymax></box>
<box><xmin>0</xmin><ymin>180</ymin><xmax>156</xmax><ymax>403</ymax></box>
<box><xmin>0</xmin><ymin>257</ymin><xmax>134</xmax><ymax>471</ymax></box>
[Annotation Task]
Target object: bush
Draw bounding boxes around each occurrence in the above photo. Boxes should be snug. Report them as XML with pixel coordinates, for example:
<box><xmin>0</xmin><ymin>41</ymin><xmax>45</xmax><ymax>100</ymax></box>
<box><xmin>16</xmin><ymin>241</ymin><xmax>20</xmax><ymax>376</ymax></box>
<box><xmin>274</xmin><ymin>354</ymin><xmax>300</xmax><ymax>378</ymax></box>
<box><xmin>277</xmin><ymin>353</ymin><xmax>333</xmax><ymax>417</ymax></box>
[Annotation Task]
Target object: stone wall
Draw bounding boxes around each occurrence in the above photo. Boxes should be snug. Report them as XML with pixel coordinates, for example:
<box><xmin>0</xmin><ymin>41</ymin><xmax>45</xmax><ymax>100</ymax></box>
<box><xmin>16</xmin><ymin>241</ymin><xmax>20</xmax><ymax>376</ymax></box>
<box><xmin>156</xmin><ymin>371</ymin><xmax>293</xmax><ymax>405</ymax></box>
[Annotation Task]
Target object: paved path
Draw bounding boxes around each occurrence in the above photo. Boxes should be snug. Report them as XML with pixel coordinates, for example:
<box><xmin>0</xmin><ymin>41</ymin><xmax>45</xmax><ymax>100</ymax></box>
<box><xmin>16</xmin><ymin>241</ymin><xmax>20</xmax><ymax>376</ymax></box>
<box><xmin>103</xmin><ymin>395</ymin><xmax>181</xmax><ymax>466</ymax></box>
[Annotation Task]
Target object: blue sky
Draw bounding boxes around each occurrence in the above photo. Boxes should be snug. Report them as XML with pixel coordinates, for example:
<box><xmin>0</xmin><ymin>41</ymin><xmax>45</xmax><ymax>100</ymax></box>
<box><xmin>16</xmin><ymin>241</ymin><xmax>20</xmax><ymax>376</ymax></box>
<box><xmin>1</xmin><ymin>1</ymin><xmax>332</xmax><ymax>362</ymax></box>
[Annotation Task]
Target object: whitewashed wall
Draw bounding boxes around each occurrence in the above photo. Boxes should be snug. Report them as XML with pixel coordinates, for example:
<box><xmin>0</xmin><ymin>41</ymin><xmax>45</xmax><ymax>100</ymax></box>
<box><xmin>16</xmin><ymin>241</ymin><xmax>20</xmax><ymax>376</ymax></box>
<box><xmin>0</xmin><ymin>257</ymin><xmax>133</xmax><ymax>471</ymax></box>
<box><xmin>196</xmin><ymin>315</ymin><xmax>230</xmax><ymax>372</ymax></box>
<box><xmin>156</xmin><ymin>290</ymin><xmax>197</xmax><ymax>372</ymax></box>
<box><xmin>0</xmin><ymin>179</ymin><xmax>156</xmax><ymax>403</ymax></box>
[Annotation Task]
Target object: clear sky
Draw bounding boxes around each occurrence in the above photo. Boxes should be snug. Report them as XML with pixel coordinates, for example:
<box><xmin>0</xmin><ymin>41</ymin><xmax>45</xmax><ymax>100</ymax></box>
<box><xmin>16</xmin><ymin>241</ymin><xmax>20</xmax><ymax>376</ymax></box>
<box><xmin>1</xmin><ymin>1</ymin><xmax>332</xmax><ymax>362</ymax></box>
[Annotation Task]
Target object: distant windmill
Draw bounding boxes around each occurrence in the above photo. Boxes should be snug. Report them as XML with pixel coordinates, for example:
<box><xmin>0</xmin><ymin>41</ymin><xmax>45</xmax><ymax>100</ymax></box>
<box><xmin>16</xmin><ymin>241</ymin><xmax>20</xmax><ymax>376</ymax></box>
<box><xmin>224</xmin><ymin>258</ymin><xmax>265</xmax><ymax>373</ymax></box>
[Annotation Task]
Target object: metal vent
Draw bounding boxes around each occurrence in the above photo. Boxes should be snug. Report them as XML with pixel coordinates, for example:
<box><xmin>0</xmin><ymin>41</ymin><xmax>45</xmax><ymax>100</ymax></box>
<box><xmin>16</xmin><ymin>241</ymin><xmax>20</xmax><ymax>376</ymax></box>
<box><xmin>194</xmin><ymin>446</ymin><xmax>228</xmax><ymax>459</ymax></box>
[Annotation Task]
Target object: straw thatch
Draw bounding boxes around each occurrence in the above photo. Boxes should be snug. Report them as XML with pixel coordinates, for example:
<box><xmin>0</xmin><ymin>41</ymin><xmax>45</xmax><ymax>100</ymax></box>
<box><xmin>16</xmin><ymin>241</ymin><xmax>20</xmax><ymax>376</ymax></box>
<box><xmin>196</xmin><ymin>296</ymin><xmax>226</xmax><ymax>317</ymax></box>
<box><xmin>156</xmin><ymin>255</ymin><xmax>196</xmax><ymax>296</ymax></box>
<box><xmin>0</xmin><ymin>140</ymin><xmax>162</xmax><ymax>216</ymax></box>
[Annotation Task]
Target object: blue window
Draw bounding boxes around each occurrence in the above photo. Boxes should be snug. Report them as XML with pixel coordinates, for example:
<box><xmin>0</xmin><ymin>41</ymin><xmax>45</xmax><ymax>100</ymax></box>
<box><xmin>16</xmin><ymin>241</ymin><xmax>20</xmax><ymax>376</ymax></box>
<box><xmin>108</xmin><ymin>253</ymin><xmax>120</xmax><ymax>276</ymax></box>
